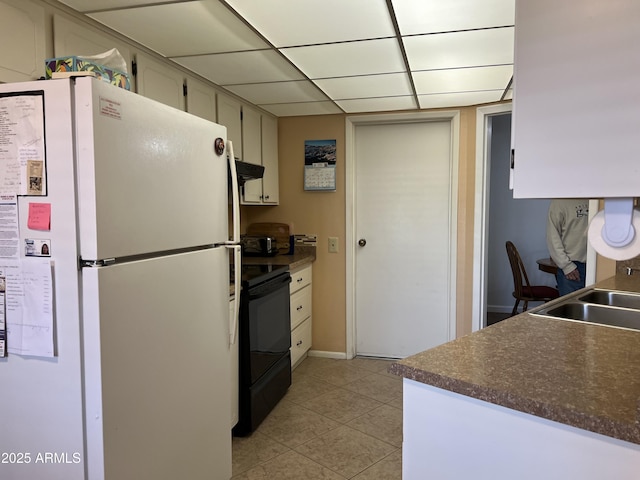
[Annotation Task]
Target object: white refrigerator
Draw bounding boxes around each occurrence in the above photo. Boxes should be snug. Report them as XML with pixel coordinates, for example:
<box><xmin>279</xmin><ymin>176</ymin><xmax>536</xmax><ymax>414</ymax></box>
<box><xmin>0</xmin><ymin>77</ymin><xmax>239</xmax><ymax>480</ymax></box>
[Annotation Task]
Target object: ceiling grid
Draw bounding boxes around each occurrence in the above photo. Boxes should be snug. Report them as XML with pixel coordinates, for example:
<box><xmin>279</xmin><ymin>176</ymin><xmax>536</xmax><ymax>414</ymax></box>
<box><xmin>59</xmin><ymin>0</ymin><xmax>515</xmax><ymax>116</ymax></box>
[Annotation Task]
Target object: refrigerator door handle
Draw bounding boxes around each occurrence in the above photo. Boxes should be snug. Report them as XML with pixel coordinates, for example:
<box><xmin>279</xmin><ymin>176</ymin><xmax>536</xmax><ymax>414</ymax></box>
<box><xmin>227</xmin><ymin>140</ymin><xmax>240</xmax><ymax>245</ymax></box>
<box><xmin>227</xmin><ymin>244</ymin><xmax>241</xmax><ymax>345</ymax></box>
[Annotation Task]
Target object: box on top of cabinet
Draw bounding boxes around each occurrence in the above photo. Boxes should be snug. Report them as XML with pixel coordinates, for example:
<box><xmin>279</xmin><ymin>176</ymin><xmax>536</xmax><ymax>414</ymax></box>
<box><xmin>45</xmin><ymin>56</ymin><xmax>131</xmax><ymax>90</ymax></box>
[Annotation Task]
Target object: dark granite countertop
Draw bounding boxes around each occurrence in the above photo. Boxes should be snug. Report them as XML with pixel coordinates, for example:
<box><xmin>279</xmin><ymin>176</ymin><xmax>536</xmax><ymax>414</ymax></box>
<box><xmin>389</xmin><ymin>274</ymin><xmax>640</xmax><ymax>445</ymax></box>
<box><xmin>241</xmin><ymin>246</ymin><xmax>316</xmax><ymax>271</ymax></box>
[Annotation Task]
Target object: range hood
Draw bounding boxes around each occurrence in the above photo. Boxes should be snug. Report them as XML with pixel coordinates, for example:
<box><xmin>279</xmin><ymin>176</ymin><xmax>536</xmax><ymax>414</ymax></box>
<box><xmin>234</xmin><ymin>160</ymin><xmax>264</xmax><ymax>186</ymax></box>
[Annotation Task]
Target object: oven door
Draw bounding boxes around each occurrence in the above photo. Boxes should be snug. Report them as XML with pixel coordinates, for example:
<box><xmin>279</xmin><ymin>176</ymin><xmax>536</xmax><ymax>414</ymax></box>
<box><xmin>242</xmin><ymin>272</ymin><xmax>292</xmax><ymax>384</ymax></box>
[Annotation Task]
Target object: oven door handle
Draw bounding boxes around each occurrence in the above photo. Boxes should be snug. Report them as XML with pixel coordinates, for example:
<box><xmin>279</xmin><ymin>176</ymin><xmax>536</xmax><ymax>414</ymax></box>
<box><xmin>248</xmin><ymin>275</ymin><xmax>292</xmax><ymax>300</ymax></box>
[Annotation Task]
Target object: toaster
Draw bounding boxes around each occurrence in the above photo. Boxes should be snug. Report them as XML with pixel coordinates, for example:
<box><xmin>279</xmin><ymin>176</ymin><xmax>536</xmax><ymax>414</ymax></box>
<box><xmin>241</xmin><ymin>235</ymin><xmax>278</xmax><ymax>257</ymax></box>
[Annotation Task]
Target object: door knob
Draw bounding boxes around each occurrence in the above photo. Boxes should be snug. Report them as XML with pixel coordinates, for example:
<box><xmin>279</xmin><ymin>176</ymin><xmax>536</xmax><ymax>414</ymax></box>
<box><xmin>358</xmin><ymin>239</ymin><xmax>367</xmax><ymax>247</ymax></box>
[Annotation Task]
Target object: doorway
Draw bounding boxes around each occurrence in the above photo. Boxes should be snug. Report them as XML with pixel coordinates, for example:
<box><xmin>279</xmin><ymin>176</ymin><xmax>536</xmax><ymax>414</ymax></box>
<box><xmin>346</xmin><ymin>112</ymin><xmax>459</xmax><ymax>359</ymax></box>
<box><xmin>472</xmin><ymin>104</ymin><xmax>598</xmax><ymax>331</ymax></box>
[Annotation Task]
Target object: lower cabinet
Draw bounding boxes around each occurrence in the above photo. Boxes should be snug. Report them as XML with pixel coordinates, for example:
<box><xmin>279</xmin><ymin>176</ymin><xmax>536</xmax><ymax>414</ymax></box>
<box><xmin>289</xmin><ymin>264</ymin><xmax>312</xmax><ymax>369</ymax></box>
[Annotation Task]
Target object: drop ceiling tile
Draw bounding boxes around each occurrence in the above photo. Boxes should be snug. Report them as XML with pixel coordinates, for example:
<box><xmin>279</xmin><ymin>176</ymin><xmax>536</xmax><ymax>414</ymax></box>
<box><xmin>174</xmin><ymin>50</ymin><xmax>304</xmax><ymax>86</ymax></box>
<box><xmin>282</xmin><ymin>39</ymin><xmax>405</xmax><ymax>79</ymax></box>
<box><xmin>314</xmin><ymin>73</ymin><xmax>413</xmax><ymax>100</ymax></box>
<box><xmin>418</xmin><ymin>90</ymin><xmax>503</xmax><ymax>109</ymax></box>
<box><xmin>335</xmin><ymin>96</ymin><xmax>417</xmax><ymax>113</ymax></box>
<box><xmin>259</xmin><ymin>101</ymin><xmax>343</xmax><ymax>117</ymax></box>
<box><xmin>90</xmin><ymin>2</ymin><xmax>267</xmax><ymax>57</ymax></box>
<box><xmin>225</xmin><ymin>81</ymin><xmax>328</xmax><ymax>105</ymax></box>
<box><xmin>392</xmin><ymin>0</ymin><xmax>514</xmax><ymax>35</ymax></box>
<box><xmin>226</xmin><ymin>0</ymin><xmax>395</xmax><ymax>47</ymax></box>
<box><xmin>404</xmin><ymin>27</ymin><xmax>514</xmax><ymax>70</ymax></box>
<box><xmin>59</xmin><ymin>0</ymin><xmax>176</xmax><ymax>12</ymax></box>
<box><xmin>412</xmin><ymin>65</ymin><xmax>513</xmax><ymax>95</ymax></box>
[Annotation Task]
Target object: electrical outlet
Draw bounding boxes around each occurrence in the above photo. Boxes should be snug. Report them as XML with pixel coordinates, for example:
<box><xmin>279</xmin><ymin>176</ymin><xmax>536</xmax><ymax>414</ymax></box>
<box><xmin>328</xmin><ymin>236</ymin><xmax>339</xmax><ymax>253</ymax></box>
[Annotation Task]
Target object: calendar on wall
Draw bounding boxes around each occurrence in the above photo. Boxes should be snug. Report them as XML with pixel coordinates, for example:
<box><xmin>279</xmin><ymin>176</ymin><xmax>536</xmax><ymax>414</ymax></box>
<box><xmin>304</xmin><ymin>139</ymin><xmax>336</xmax><ymax>191</ymax></box>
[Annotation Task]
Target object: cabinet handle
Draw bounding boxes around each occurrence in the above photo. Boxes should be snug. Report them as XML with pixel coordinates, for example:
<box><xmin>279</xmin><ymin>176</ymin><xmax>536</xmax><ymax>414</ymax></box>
<box><xmin>296</xmin><ymin>340</ymin><xmax>303</xmax><ymax>346</ymax></box>
<box><xmin>264</xmin><ymin>195</ymin><xmax>270</xmax><ymax>200</ymax></box>
<box><xmin>297</xmin><ymin>277</ymin><xmax>303</xmax><ymax>283</ymax></box>
<box><xmin>297</xmin><ymin>305</ymin><xmax>303</xmax><ymax>311</ymax></box>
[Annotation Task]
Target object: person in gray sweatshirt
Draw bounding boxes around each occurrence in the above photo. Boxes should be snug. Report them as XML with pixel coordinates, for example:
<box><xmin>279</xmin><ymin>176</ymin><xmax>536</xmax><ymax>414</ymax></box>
<box><xmin>546</xmin><ymin>199</ymin><xmax>589</xmax><ymax>296</ymax></box>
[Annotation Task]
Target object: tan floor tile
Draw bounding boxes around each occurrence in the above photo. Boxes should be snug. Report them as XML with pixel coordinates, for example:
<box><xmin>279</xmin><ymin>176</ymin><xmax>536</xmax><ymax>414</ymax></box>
<box><xmin>303</xmin><ymin>388</ymin><xmax>383</xmax><ymax>424</ymax></box>
<box><xmin>342</xmin><ymin>372</ymin><xmax>402</xmax><ymax>403</ymax></box>
<box><xmin>232</xmin><ymin>431</ymin><xmax>290</xmax><ymax>476</ymax></box>
<box><xmin>352</xmin><ymin>449</ymin><xmax>402</xmax><ymax>480</ymax></box>
<box><xmin>232</xmin><ymin>450</ymin><xmax>346</xmax><ymax>480</ymax></box>
<box><xmin>294</xmin><ymin>425</ymin><xmax>397</xmax><ymax>478</ymax></box>
<box><xmin>292</xmin><ymin>356</ymin><xmax>341</xmax><ymax>376</ymax></box>
<box><xmin>308</xmin><ymin>362</ymin><xmax>374</xmax><ymax>387</ymax></box>
<box><xmin>347</xmin><ymin>357</ymin><xmax>397</xmax><ymax>374</ymax></box>
<box><xmin>284</xmin><ymin>372</ymin><xmax>339</xmax><ymax>405</ymax></box>
<box><xmin>386</xmin><ymin>391</ymin><xmax>403</xmax><ymax>410</ymax></box>
<box><xmin>257</xmin><ymin>399</ymin><xmax>340</xmax><ymax>448</ymax></box>
<box><xmin>347</xmin><ymin>404</ymin><xmax>403</xmax><ymax>448</ymax></box>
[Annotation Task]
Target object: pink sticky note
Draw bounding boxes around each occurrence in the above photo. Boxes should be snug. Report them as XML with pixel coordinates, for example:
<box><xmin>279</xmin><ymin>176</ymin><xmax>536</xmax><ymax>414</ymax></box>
<box><xmin>28</xmin><ymin>203</ymin><xmax>51</xmax><ymax>231</ymax></box>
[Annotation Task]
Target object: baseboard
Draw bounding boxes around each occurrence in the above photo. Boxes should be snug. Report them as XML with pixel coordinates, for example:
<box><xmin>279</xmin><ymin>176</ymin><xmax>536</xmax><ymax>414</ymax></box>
<box><xmin>487</xmin><ymin>305</ymin><xmax>514</xmax><ymax>314</ymax></box>
<box><xmin>307</xmin><ymin>350</ymin><xmax>348</xmax><ymax>360</ymax></box>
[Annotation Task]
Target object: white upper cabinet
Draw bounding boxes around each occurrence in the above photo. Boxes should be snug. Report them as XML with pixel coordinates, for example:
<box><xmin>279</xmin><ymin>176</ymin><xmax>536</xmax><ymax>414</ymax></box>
<box><xmin>260</xmin><ymin>114</ymin><xmax>279</xmax><ymax>205</ymax></box>
<box><xmin>511</xmin><ymin>0</ymin><xmax>640</xmax><ymax>198</ymax></box>
<box><xmin>53</xmin><ymin>14</ymin><xmax>133</xmax><ymax>88</ymax></box>
<box><xmin>241</xmin><ymin>106</ymin><xmax>263</xmax><ymax>203</ymax></box>
<box><xmin>185</xmin><ymin>76</ymin><xmax>217</xmax><ymax>123</ymax></box>
<box><xmin>135</xmin><ymin>53</ymin><xmax>184</xmax><ymax>110</ymax></box>
<box><xmin>241</xmin><ymin>107</ymin><xmax>279</xmax><ymax>205</ymax></box>
<box><xmin>217</xmin><ymin>92</ymin><xmax>243</xmax><ymax>161</ymax></box>
<box><xmin>0</xmin><ymin>0</ymin><xmax>45</xmax><ymax>83</ymax></box>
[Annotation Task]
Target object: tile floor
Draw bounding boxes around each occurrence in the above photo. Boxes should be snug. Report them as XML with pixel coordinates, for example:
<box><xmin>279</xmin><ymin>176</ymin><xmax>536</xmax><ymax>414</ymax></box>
<box><xmin>231</xmin><ymin>356</ymin><xmax>402</xmax><ymax>479</ymax></box>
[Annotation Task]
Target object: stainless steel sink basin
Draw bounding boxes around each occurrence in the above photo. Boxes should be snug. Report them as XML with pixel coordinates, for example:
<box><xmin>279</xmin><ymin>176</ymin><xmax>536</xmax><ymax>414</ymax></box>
<box><xmin>531</xmin><ymin>288</ymin><xmax>640</xmax><ymax>332</ymax></box>
<box><xmin>578</xmin><ymin>290</ymin><xmax>640</xmax><ymax>310</ymax></box>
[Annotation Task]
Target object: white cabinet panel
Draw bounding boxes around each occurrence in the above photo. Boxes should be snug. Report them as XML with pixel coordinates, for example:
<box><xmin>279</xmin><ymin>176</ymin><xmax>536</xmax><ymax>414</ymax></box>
<box><xmin>0</xmin><ymin>0</ymin><xmax>45</xmax><ymax>82</ymax></box>
<box><xmin>261</xmin><ymin>114</ymin><xmax>280</xmax><ymax>204</ymax></box>
<box><xmin>241</xmin><ymin>110</ymin><xmax>279</xmax><ymax>205</ymax></box>
<box><xmin>53</xmin><ymin>14</ymin><xmax>133</xmax><ymax>88</ymax></box>
<box><xmin>135</xmin><ymin>52</ymin><xmax>184</xmax><ymax>110</ymax></box>
<box><xmin>512</xmin><ymin>0</ymin><xmax>640</xmax><ymax>198</ymax></box>
<box><xmin>217</xmin><ymin>92</ymin><xmax>242</xmax><ymax>161</ymax></box>
<box><xmin>185</xmin><ymin>76</ymin><xmax>217</xmax><ymax>123</ymax></box>
<box><xmin>291</xmin><ymin>318</ymin><xmax>312</xmax><ymax>368</ymax></box>
<box><xmin>289</xmin><ymin>264</ymin><xmax>312</xmax><ymax>369</ymax></box>
<box><xmin>241</xmin><ymin>106</ymin><xmax>263</xmax><ymax>203</ymax></box>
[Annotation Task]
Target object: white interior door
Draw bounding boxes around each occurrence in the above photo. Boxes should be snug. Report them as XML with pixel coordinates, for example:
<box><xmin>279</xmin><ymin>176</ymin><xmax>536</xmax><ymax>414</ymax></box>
<box><xmin>354</xmin><ymin>120</ymin><xmax>455</xmax><ymax>358</ymax></box>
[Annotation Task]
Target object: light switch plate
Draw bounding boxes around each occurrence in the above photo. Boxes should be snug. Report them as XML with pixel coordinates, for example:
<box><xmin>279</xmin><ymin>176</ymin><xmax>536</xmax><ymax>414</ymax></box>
<box><xmin>328</xmin><ymin>236</ymin><xmax>339</xmax><ymax>253</ymax></box>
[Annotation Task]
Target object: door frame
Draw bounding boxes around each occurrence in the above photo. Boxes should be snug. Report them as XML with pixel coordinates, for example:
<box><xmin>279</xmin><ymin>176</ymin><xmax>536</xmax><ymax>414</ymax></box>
<box><xmin>345</xmin><ymin>111</ymin><xmax>461</xmax><ymax>359</ymax></box>
<box><xmin>472</xmin><ymin>104</ymin><xmax>598</xmax><ymax>332</ymax></box>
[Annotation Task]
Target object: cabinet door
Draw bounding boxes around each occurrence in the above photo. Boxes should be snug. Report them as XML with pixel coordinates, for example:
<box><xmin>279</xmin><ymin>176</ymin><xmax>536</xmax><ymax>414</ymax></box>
<box><xmin>261</xmin><ymin>114</ymin><xmax>279</xmax><ymax>205</ymax></box>
<box><xmin>512</xmin><ymin>0</ymin><xmax>640</xmax><ymax>198</ymax></box>
<box><xmin>241</xmin><ymin>106</ymin><xmax>263</xmax><ymax>204</ymax></box>
<box><xmin>53</xmin><ymin>14</ymin><xmax>133</xmax><ymax>89</ymax></box>
<box><xmin>0</xmin><ymin>0</ymin><xmax>45</xmax><ymax>83</ymax></box>
<box><xmin>135</xmin><ymin>52</ymin><xmax>185</xmax><ymax>110</ymax></box>
<box><xmin>185</xmin><ymin>76</ymin><xmax>217</xmax><ymax>123</ymax></box>
<box><xmin>217</xmin><ymin>93</ymin><xmax>242</xmax><ymax>161</ymax></box>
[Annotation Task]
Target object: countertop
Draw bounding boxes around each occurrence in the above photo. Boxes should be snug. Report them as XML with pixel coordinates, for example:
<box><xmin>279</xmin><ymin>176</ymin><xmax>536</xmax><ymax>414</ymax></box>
<box><xmin>389</xmin><ymin>274</ymin><xmax>640</xmax><ymax>445</ymax></box>
<box><xmin>241</xmin><ymin>246</ymin><xmax>316</xmax><ymax>271</ymax></box>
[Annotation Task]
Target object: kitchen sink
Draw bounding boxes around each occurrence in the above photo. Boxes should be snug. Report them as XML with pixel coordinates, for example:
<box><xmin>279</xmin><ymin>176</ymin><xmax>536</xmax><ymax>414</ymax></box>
<box><xmin>578</xmin><ymin>290</ymin><xmax>640</xmax><ymax>310</ymax></box>
<box><xmin>531</xmin><ymin>288</ymin><xmax>640</xmax><ymax>332</ymax></box>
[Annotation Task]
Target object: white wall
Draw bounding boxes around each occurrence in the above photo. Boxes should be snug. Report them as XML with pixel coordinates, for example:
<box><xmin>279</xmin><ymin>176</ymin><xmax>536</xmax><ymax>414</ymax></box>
<box><xmin>486</xmin><ymin>113</ymin><xmax>555</xmax><ymax>312</ymax></box>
